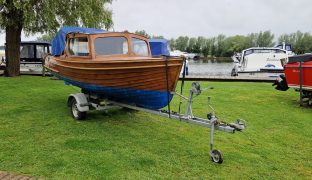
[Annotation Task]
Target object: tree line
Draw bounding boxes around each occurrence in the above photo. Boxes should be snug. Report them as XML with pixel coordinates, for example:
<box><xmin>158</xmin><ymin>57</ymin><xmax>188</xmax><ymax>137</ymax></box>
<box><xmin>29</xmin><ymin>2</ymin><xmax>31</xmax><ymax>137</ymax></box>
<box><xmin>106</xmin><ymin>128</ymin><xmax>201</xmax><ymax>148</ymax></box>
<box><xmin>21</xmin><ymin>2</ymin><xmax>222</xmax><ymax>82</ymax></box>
<box><xmin>136</xmin><ymin>30</ymin><xmax>312</xmax><ymax>57</ymax></box>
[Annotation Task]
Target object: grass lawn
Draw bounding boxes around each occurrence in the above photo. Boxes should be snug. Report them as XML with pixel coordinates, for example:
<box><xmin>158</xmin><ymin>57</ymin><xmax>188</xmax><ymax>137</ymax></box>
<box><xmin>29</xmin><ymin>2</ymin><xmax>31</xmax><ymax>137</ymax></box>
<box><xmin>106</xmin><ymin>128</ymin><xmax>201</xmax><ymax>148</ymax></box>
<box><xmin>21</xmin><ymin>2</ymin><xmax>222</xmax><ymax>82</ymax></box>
<box><xmin>0</xmin><ymin>76</ymin><xmax>311</xmax><ymax>179</ymax></box>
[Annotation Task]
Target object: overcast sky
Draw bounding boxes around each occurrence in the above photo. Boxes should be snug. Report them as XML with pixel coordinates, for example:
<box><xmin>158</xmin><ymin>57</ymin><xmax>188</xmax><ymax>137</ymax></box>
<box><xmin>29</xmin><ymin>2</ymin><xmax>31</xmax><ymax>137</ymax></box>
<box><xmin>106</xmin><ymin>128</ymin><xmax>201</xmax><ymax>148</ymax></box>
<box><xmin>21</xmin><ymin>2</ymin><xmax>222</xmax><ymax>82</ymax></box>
<box><xmin>110</xmin><ymin>0</ymin><xmax>312</xmax><ymax>38</ymax></box>
<box><xmin>1</xmin><ymin>0</ymin><xmax>312</xmax><ymax>45</ymax></box>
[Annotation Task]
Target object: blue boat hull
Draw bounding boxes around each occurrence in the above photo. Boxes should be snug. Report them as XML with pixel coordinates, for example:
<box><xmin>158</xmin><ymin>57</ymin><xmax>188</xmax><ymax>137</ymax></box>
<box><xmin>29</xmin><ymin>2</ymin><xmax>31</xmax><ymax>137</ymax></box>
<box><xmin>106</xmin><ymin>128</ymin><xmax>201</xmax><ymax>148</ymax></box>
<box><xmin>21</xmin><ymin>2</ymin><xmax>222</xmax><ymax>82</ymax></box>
<box><xmin>55</xmin><ymin>73</ymin><xmax>173</xmax><ymax>109</ymax></box>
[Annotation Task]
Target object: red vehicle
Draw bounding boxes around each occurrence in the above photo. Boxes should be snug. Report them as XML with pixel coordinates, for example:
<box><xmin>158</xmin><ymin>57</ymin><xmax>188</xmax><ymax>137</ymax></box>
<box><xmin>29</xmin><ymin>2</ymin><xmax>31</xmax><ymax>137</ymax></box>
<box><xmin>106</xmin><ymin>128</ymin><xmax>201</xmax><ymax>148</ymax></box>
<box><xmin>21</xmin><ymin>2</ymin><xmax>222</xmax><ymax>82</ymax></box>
<box><xmin>273</xmin><ymin>54</ymin><xmax>312</xmax><ymax>105</ymax></box>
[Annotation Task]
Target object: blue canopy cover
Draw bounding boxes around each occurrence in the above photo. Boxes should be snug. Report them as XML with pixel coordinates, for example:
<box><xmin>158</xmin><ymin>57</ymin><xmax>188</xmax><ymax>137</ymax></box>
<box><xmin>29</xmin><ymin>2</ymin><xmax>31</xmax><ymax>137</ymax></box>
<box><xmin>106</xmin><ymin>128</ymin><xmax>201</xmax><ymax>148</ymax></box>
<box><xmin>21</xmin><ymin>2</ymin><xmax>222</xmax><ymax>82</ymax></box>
<box><xmin>149</xmin><ymin>39</ymin><xmax>170</xmax><ymax>56</ymax></box>
<box><xmin>51</xmin><ymin>26</ymin><xmax>106</xmax><ymax>56</ymax></box>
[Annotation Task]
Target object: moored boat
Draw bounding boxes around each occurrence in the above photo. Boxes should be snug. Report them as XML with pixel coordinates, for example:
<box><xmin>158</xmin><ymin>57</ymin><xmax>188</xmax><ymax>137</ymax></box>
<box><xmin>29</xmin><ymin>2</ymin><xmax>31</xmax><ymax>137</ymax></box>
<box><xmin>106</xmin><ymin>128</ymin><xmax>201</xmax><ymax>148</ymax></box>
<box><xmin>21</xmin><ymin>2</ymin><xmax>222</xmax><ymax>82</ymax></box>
<box><xmin>45</xmin><ymin>27</ymin><xmax>183</xmax><ymax>109</ymax></box>
<box><xmin>284</xmin><ymin>54</ymin><xmax>312</xmax><ymax>90</ymax></box>
<box><xmin>231</xmin><ymin>43</ymin><xmax>295</xmax><ymax>76</ymax></box>
<box><xmin>273</xmin><ymin>53</ymin><xmax>312</xmax><ymax>105</ymax></box>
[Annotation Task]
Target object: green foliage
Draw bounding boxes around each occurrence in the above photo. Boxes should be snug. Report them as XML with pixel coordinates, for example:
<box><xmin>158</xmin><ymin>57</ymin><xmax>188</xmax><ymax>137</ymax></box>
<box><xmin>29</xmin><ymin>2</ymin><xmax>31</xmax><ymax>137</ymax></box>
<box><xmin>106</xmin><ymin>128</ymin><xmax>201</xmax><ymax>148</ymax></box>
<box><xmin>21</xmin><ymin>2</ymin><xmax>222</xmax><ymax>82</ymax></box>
<box><xmin>278</xmin><ymin>31</ymin><xmax>312</xmax><ymax>54</ymax></box>
<box><xmin>1</xmin><ymin>0</ymin><xmax>113</xmax><ymax>76</ymax></box>
<box><xmin>168</xmin><ymin>31</ymin><xmax>276</xmax><ymax>57</ymax></box>
<box><xmin>223</xmin><ymin>35</ymin><xmax>249</xmax><ymax>57</ymax></box>
<box><xmin>135</xmin><ymin>30</ymin><xmax>151</xmax><ymax>38</ymax></box>
<box><xmin>152</xmin><ymin>35</ymin><xmax>164</xmax><ymax>39</ymax></box>
<box><xmin>134</xmin><ymin>30</ymin><xmax>164</xmax><ymax>39</ymax></box>
<box><xmin>186</xmin><ymin>37</ymin><xmax>196</xmax><ymax>52</ymax></box>
<box><xmin>175</xmin><ymin>36</ymin><xmax>189</xmax><ymax>52</ymax></box>
<box><xmin>0</xmin><ymin>0</ymin><xmax>113</xmax><ymax>34</ymax></box>
<box><xmin>201</xmin><ymin>38</ymin><xmax>214</xmax><ymax>57</ymax></box>
<box><xmin>215</xmin><ymin>34</ymin><xmax>226</xmax><ymax>57</ymax></box>
<box><xmin>36</xmin><ymin>33</ymin><xmax>56</xmax><ymax>42</ymax></box>
<box><xmin>0</xmin><ymin>76</ymin><xmax>311</xmax><ymax>179</ymax></box>
<box><xmin>256</xmin><ymin>31</ymin><xmax>275</xmax><ymax>47</ymax></box>
<box><xmin>193</xmin><ymin>36</ymin><xmax>205</xmax><ymax>54</ymax></box>
<box><xmin>168</xmin><ymin>30</ymin><xmax>312</xmax><ymax>57</ymax></box>
<box><xmin>169</xmin><ymin>38</ymin><xmax>176</xmax><ymax>50</ymax></box>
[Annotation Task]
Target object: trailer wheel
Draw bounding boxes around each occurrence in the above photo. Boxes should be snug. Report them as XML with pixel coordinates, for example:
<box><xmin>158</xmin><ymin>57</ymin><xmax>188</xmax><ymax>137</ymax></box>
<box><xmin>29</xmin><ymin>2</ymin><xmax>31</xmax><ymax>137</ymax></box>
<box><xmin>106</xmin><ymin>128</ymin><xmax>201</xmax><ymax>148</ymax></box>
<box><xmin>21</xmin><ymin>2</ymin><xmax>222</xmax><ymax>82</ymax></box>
<box><xmin>211</xmin><ymin>149</ymin><xmax>223</xmax><ymax>164</ymax></box>
<box><xmin>70</xmin><ymin>98</ymin><xmax>86</xmax><ymax>120</ymax></box>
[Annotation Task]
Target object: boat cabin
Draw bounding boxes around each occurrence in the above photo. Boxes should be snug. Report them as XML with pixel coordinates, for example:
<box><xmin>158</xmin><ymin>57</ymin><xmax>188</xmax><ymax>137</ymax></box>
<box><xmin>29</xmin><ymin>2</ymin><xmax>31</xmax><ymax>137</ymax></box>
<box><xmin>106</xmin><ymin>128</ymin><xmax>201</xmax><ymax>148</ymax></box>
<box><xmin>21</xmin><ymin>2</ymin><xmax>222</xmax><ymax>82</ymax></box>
<box><xmin>275</xmin><ymin>43</ymin><xmax>292</xmax><ymax>52</ymax></box>
<box><xmin>19</xmin><ymin>42</ymin><xmax>51</xmax><ymax>64</ymax></box>
<box><xmin>2</xmin><ymin>42</ymin><xmax>51</xmax><ymax>64</ymax></box>
<box><xmin>53</xmin><ymin>31</ymin><xmax>152</xmax><ymax>59</ymax></box>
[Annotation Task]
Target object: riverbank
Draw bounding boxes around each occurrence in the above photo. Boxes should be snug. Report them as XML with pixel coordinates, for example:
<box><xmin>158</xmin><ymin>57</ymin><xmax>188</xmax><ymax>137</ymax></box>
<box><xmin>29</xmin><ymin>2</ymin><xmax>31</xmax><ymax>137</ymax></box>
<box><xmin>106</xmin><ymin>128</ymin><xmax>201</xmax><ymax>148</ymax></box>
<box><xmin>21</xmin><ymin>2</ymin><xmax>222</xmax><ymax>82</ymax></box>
<box><xmin>0</xmin><ymin>76</ymin><xmax>311</xmax><ymax>179</ymax></box>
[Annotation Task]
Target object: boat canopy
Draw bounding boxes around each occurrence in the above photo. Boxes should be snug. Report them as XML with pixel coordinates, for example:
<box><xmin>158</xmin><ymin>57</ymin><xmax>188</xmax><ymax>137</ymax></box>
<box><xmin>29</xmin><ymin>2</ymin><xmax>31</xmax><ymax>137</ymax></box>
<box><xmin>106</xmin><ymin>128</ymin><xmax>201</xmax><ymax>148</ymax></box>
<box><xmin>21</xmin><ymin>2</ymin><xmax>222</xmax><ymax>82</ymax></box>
<box><xmin>288</xmin><ymin>54</ymin><xmax>312</xmax><ymax>63</ymax></box>
<box><xmin>51</xmin><ymin>26</ymin><xmax>106</xmax><ymax>56</ymax></box>
<box><xmin>149</xmin><ymin>39</ymin><xmax>170</xmax><ymax>56</ymax></box>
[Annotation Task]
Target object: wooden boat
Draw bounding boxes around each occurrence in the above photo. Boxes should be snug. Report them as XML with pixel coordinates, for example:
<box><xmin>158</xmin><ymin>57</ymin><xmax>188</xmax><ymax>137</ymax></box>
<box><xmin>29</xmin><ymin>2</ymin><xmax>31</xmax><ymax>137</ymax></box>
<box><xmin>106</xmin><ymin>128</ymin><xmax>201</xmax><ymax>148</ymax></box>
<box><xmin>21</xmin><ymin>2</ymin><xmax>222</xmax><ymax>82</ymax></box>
<box><xmin>45</xmin><ymin>27</ymin><xmax>183</xmax><ymax>109</ymax></box>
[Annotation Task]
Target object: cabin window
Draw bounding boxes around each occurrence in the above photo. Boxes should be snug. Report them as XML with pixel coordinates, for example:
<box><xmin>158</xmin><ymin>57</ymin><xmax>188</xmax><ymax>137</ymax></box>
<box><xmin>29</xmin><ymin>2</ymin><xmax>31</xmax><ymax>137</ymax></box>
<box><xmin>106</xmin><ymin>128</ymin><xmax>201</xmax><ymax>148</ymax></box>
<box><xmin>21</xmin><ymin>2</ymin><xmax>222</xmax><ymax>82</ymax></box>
<box><xmin>132</xmin><ymin>38</ymin><xmax>149</xmax><ymax>56</ymax></box>
<box><xmin>285</xmin><ymin>45</ymin><xmax>292</xmax><ymax>51</ymax></box>
<box><xmin>244</xmin><ymin>49</ymin><xmax>253</xmax><ymax>56</ymax></box>
<box><xmin>68</xmin><ymin>37</ymin><xmax>89</xmax><ymax>56</ymax></box>
<box><xmin>36</xmin><ymin>45</ymin><xmax>49</xmax><ymax>58</ymax></box>
<box><xmin>95</xmin><ymin>37</ymin><xmax>128</xmax><ymax>55</ymax></box>
<box><xmin>276</xmin><ymin>49</ymin><xmax>286</xmax><ymax>54</ymax></box>
<box><xmin>20</xmin><ymin>45</ymin><xmax>35</xmax><ymax>58</ymax></box>
<box><xmin>245</xmin><ymin>49</ymin><xmax>286</xmax><ymax>56</ymax></box>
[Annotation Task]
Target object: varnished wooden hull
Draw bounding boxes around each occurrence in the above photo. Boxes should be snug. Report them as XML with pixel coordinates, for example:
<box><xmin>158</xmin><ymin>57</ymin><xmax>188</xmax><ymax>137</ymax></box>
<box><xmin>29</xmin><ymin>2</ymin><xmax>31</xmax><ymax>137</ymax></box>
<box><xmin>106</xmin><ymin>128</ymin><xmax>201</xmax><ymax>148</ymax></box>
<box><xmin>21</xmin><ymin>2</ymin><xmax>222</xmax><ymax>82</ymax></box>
<box><xmin>46</xmin><ymin>56</ymin><xmax>183</xmax><ymax>109</ymax></box>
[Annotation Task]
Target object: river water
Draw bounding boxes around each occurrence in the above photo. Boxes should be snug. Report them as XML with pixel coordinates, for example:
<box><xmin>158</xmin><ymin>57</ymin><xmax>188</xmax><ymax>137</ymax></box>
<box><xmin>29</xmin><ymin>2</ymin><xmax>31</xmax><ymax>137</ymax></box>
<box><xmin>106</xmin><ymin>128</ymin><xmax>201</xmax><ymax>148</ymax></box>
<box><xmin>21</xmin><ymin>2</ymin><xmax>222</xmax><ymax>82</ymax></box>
<box><xmin>187</xmin><ymin>58</ymin><xmax>234</xmax><ymax>76</ymax></box>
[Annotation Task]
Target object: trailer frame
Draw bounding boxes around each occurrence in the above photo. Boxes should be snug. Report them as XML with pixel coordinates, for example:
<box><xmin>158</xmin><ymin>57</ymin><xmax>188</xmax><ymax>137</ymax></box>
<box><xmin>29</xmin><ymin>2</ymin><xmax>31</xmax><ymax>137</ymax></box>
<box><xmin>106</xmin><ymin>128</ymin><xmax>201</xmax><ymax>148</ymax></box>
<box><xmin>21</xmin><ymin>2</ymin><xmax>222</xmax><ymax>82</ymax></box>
<box><xmin>67</xmin><ymin>82</ymin><xmax>246</xmax><ymax>163</ymax></box>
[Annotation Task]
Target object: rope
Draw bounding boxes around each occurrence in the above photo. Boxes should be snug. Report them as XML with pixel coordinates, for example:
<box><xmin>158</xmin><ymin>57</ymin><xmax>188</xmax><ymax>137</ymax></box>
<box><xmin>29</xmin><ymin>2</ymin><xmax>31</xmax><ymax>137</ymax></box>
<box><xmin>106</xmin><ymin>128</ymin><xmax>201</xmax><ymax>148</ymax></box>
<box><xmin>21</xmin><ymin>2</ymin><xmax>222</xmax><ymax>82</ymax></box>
<box><xmin>178</xmin><ymin>57</ymin><xmax>186</xmax><ymax>120</ymax></box>
<box><xmin>165</xmin><ymin>56</ymin><xmax>171</xmax><ymax>118</ymax></box>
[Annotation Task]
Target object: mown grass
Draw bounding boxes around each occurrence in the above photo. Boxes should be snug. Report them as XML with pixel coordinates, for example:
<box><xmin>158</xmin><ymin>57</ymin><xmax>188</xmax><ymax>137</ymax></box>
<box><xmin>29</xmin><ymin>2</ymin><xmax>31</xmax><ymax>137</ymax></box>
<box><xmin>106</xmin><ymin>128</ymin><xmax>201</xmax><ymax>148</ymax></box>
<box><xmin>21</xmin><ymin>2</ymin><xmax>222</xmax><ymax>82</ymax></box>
<box><xmin>0</xmin><ymin>76</ymin><xmax>311</xmax><ymax>179</ymax></box>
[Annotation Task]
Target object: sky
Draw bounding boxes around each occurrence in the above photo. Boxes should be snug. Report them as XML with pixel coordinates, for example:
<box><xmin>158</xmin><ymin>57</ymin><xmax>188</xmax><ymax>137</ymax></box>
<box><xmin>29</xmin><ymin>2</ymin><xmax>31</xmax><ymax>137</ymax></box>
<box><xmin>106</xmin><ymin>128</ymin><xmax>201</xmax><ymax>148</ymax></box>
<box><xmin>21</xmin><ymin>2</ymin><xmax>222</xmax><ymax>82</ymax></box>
<box><xmin>1</xmin><ymin>0</ymin><xmax>312</xmax><ymax>45</ymax></box>
<box><xmin>109</xmin><ymin>0</ymin><xmax>312</xmax><ymax>38</ymax></box>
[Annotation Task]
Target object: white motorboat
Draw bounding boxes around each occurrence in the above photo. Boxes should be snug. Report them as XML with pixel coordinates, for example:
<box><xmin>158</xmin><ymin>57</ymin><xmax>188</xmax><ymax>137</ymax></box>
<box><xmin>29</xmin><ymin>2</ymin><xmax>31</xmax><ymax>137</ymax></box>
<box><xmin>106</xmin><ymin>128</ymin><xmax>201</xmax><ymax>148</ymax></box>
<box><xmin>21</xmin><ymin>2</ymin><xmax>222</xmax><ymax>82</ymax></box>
<box><xmin>231</xmin><ymin>43</ymin><xmax>294</xmax><ymax>75</ymax></box>
<box><xmin>170</xmin><ymin>50</ymin><xmax>188</xmax><ymax>57</ymax></box>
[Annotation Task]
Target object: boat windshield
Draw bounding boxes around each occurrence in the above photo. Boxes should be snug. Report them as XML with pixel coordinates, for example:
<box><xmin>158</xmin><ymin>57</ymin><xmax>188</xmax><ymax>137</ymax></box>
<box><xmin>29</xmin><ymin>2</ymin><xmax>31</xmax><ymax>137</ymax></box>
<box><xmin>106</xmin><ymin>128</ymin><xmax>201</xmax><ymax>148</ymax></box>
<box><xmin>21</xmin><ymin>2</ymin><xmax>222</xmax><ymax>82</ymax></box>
<box><xmin>244</xmin><ymin>49</ymin><xmax>286</xmax><ymax>56</ymax></box>
<box><xmin>132</xmin><ymin>38</ymin><xmax>149</xmax><ymax>56</ymax></box>
<box><xmin>69</xmin><ymin>37</ymin><xmax>89</xmax><ymax>56</ymax></box>
<box><xmin>20</xmin><ymin>44</ymin><xmax>35</xmax><ymax>58</ymax></box>
<box><xmin>95</xmin><ymin>37</ymin><xmax>128</xmax><ymax>55</ymax></box>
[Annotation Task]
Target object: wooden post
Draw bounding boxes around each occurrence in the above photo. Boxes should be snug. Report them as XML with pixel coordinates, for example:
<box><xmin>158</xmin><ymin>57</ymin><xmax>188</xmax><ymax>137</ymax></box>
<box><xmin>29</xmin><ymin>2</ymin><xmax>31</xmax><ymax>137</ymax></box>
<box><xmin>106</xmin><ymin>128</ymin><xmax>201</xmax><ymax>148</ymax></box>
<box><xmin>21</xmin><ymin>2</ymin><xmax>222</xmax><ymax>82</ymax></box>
<box><xmin>42</xmin><ymin>55</ymin><xmax>46</xmax><ymax>77</ymax></box>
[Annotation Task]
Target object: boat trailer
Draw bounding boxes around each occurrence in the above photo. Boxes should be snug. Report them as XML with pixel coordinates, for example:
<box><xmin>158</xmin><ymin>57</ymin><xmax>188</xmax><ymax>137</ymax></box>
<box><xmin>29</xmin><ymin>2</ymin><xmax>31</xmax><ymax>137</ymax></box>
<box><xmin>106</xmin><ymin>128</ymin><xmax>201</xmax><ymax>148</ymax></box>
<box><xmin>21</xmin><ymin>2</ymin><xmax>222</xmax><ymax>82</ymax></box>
<box><xmin>67</xmin><ymin>82</ymin><xmax>246</xmax><ymax>164</ymax></box>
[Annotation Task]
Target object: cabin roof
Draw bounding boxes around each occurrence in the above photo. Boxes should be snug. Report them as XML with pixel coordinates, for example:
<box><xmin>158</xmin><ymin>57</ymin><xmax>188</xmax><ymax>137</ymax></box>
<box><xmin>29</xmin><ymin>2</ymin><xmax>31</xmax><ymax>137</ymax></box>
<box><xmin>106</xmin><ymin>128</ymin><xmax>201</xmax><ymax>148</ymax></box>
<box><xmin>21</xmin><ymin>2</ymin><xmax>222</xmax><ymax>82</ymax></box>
<box><xmin>51</xmin><ymin>26</ymin><xmax>107</xmax><ymax>56</ymax></box>
<box><xmin>21</xmin><ymin>41</ymin><xmax>51</xmax><ymax>45</ymax></box>
<box><xmin>243</xmin><ymin>47</ymin><xmax>287</xmax><ymax>51</ymax></box>
<box><xmin>288</xmin><ymin>53</ymin><xmax>312</xmax><ymax>63</ymax></box>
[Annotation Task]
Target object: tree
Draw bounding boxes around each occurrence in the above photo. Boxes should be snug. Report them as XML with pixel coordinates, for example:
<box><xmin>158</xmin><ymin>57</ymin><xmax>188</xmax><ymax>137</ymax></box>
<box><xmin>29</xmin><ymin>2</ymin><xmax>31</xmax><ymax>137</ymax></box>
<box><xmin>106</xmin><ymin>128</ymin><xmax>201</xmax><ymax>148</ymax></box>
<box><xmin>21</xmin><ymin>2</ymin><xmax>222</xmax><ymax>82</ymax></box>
<box><xmin>202</xmin><ymin>38</ymin><xmax>214</xmax><ymax>58</ymax></box>
<box><xmin>223</xmin><ymin>35</ymin><xmax>248</xmax><ymax>56</ymax></box>
<box><xmin>186</xmin><ymin>37</ymin><xmax>196</xmax><ymax>53</ymax></box>
<box><xmin>210</xmin><ymin>38</ymin><xmax>216</xmax><ymax>57</ymax></box>
<box><xmin>246</xmin><ymin>33</ymin><xmax>258</xmax><ymax>47</ymax></box>
<box><xmin>193</xmin><ymin>36</ymin><xmax>205</xmax><ymax>54</ymax></box>
<box><xmin>135</xmin><ymin>30</ymin><xmax>151</xmax><ymax>38</ymax></box>
<box><xmin>175</xmin><ymin>36</ymin><xmax>189</xmax><ymax>52</ymax></box>
<box><xmin>278</xmin><ymin>31</ymin><xmax>312</xmax><ymax>54</ymax></box>
<box><xmin>256</xmin><ymin>31</ymin><xmax>274</xmax><ymax>47</ymax></box>
<box><xmin>169</xmin><ymin>38</ymin><xmax>176</xmax><ymax>50</ymax></box>
<box><xmin>0</xmin><ymin>0</ymin><xmax>113</xmax><ymax>77</ymax></box>
<box><xmin>37</xmin><ymin>33</ymin><xmax>56</xmax><ymax>42</ymax></box>
<box><xmin>215</xmin><ymin>34</ymin><xmax>226</xmax><ymax>57</ymax></box>
<box><xmin>151</xmin><ymin>35</ymin><xmax>164</xmax><ymax>39</ymax></box>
